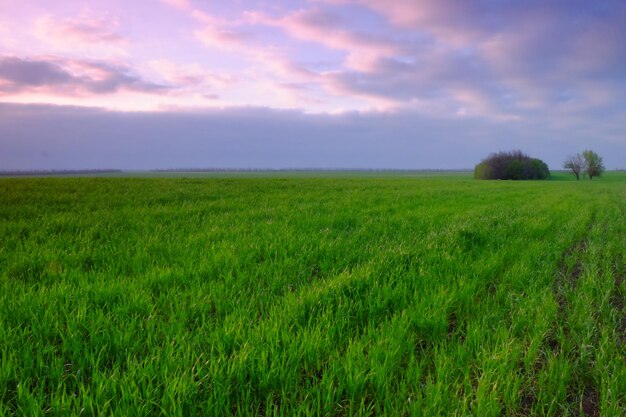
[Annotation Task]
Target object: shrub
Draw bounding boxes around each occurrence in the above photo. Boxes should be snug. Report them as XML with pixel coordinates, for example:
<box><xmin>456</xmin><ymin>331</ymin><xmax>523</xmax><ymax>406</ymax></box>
<box><xmin>474</xmin><ymin>150</ymin><xmax>550</xmax><ymax>180</ymax></box>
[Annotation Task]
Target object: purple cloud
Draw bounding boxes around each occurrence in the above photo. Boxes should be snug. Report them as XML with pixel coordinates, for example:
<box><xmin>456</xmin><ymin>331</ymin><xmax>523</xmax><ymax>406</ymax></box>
<box><xmin>303</xmin><ymin>0</ymin><xmax>626</xmax><ymax>116</ymax></box>
<box><xmin>0</xmin><ymin>103</ymin><xmax>623</xmax><ymax>171</ymax></box>
<box><xmin>0</xmin><ymin>56</ymin><xmax>170</xmax><ymax>96</ymax></box>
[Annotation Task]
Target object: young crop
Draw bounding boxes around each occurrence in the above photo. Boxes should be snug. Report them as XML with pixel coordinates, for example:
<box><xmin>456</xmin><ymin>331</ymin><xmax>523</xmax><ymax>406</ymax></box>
<box><xmin>0</xmin><ymin>172</ymin><xmax>625</xmax><ymax>416</ymax></box>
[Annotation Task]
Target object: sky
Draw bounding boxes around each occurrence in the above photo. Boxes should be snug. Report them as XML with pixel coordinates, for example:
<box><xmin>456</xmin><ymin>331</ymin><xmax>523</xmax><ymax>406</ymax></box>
<box><xmin>0</xmin><ymin>0</ymin><xmax>624</xmax><ymax>170</ymax></box>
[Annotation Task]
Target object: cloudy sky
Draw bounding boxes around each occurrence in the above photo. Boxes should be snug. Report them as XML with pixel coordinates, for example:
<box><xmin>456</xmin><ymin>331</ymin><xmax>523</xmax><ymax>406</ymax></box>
<box><xmin>1</xmin><ymin>0</ymin><xmax>624</xmax><ymax>170</ymax></box>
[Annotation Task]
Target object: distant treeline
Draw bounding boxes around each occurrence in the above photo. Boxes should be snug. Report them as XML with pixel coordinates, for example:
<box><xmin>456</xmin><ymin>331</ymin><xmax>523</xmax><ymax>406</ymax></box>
<box><xmin>0</xmin><ymin>169</ymin><xmax>123</xmax><ymax>177</ymax></box>
<box><xmin>150</xmin><ymin>168</ymin><xmax>473</xmax><ymax>172</ymax></box>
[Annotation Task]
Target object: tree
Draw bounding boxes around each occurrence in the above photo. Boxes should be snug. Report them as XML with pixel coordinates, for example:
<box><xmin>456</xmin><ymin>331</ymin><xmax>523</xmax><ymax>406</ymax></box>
<box><xmin>582</xmin><ymin>150</ymin><xmax>605</xmax><ymax>180</ymax></box>
<box><xmin>474</xmin><ymin>150</ymin><xmax>550</xmax><ymax>180</ymax></box>
<box><xmin>563</xmin><ymin>153</ymin><xmax>584</xmax><ymax>180</ymax></box>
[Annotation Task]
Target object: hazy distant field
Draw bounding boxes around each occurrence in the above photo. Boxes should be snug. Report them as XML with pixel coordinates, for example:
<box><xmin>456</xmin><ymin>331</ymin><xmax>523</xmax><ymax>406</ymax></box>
<box><xmin>1</xmin><ymin>173</ymin><xmax>625</xmax><ymax>416</ymax></box>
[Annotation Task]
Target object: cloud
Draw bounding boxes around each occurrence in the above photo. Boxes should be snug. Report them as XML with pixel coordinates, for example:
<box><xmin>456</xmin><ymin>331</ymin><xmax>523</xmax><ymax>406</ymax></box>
<box><xmin>191</xmin><ymin>20</ymin><xmax>320</xmax><ymax>105</ymax></box>
<box><xmin>147</xmin><ymin>59</ymin><xmax>236</xmax><ymax>102</ymax></box>
<box><xmin>320</xmin><ymin>47</ymin><xmax>514</xmax><ymax>117</ymax></box>
<box><xmin>4</xmin><ymin>0</ymin><xmax>625</xmax><ymax>119</ymax></box>
<box><xmin>0</xmin><ymin>20</ymin><xmax>18</xmax><ymax>49</ymax></box>
<box><xmin>184</xmin><ymin>8</ymin><xmax>341</xmax><ymax>108</ymax></box>
<box><xmin>189</xmin><ymin>10</ymin><xmax>293</xmax><ymax>74</ymax></box>
<box><xmin>0</xmin><ymin>55</ymin><xmax>169</xmax><ymax>96</ymax></box>
<box><xmin>194</xmin><ymin>26</ymin><xmax>253</xmax><ymax>50</ymax></box>
<box><xmin>299</xmin><ymin>0</ymin><xmax>626</xmax><ymax>117</ymax></box>
<box><xmin>1</xmin><ymin>102</ymin><xmax>624</xmax><ymax>171</ymax></box>
<box><xmin>318</xmin><ymin>0</ymin><xmax>488</xmax><ymax>46</ymax></box>
<box><xmin>160</xmin><ymin>0</ymin><xmax>192</xmax><ymax>11</ymax></box>
<box><xmin>190</xmin><ymin>9</ymin><xmax>255</xmax><ymax>49</ymax></box>
<box><xmin>181</xmin><ymin>6</ymin><xmax>401</xmax><ymax>109</ymax></box>
<box><xmin>34</xmin><ymin>15</ymin><xmax>128</xmax><ymax>56</ymax></box>
<box><xmin>148</xmin><ymin>59</ymin><xmax>233</xmax><ymax>89</ymax></box>
<box><xmin>247</xmin><ymin>8</ymin><xmax>398</xmax><ymax>71</ymax></box>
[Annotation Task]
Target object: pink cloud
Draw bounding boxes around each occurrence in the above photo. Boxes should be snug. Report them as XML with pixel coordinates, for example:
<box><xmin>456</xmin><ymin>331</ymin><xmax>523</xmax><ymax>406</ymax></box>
<box><xmin>149</xmin><ymin>60</ymin><xmax>233</xmax><ymax>88</ymax></box>
<box><xmin>167</xmin><ymin>7</ymin><xmax>333</xmax><ymax>108</ymax></box>
<box><xmin>189</xmin><ymin>9</ymin><xmax>261</xmax><ymax>51</ymax></box>
<box><xmin>34</xmin><ymin>15</ymin><xmax>128</xmax><ymax>56</ymax></box>
<box><xmin>321</xmin><ymin>0</ymin><xmax>485</xmax><ymax>47</ymax></box>
<box><xmin>0</xmin><ymin>20</ymin><xmax>18</xmax><ymax>49</ymax></box>
<box><xmin>187</xmin><ymin>9</ymin><xmax>320</xmax><ymax>83</ymax></box>
<box><xmin>194</xmin><ymin>26</ymin><xmax>253</xmax><ymax>49</ymax></box>
<box><xmin>160</xmin><ymin>0</ymin><xmax>192</xmax><ymax>11</ymax></box>
<box><xmin>247</xmin><ymin>8</ymin><xmax>398</xmax><ymax>72</ymax></box>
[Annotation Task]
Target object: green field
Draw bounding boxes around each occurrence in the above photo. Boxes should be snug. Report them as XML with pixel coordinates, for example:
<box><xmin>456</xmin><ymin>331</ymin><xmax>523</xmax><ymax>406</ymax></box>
<box><xmin>1</xmin><ymin>173</ymin><xmax>625</xmax><ymax>416</ymax></box>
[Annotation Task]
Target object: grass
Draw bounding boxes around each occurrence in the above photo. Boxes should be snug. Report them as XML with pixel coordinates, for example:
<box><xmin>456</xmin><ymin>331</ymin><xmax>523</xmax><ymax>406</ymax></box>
<box><xmin>0</xmin><ymin>172</ymin><xmax>625</xmax><ymax>416</ymax></box>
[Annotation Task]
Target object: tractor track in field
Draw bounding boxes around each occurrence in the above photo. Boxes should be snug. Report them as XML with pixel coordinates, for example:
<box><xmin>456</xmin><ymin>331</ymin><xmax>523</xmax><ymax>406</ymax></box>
<box><xmin>554</xmin><ymin>212</ymin><xmax>599</xmax><ymax>417</ymax></box>
<box><xmin>554</xmin><ymin>239</ymin><xmax>587</xmax><ymax>315</ymax></box>
<box><xmin>609</xmin><ymin>197</ymin><xmax>626</xmax><ymax>348</ymax></box>
<box><xmin>610</xmin><ymin>254</ymin><xmax>626</xmax><ymax>348</ymax></box>
<box><xmin>557</xmin><ymin>213</ymin><xmax>599</xmax><ymax>417</ymax></box>
<box><xmin>521</xmin><ymin>212</ymin><xmax>600</xmax><ymax>417</ymax></box>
